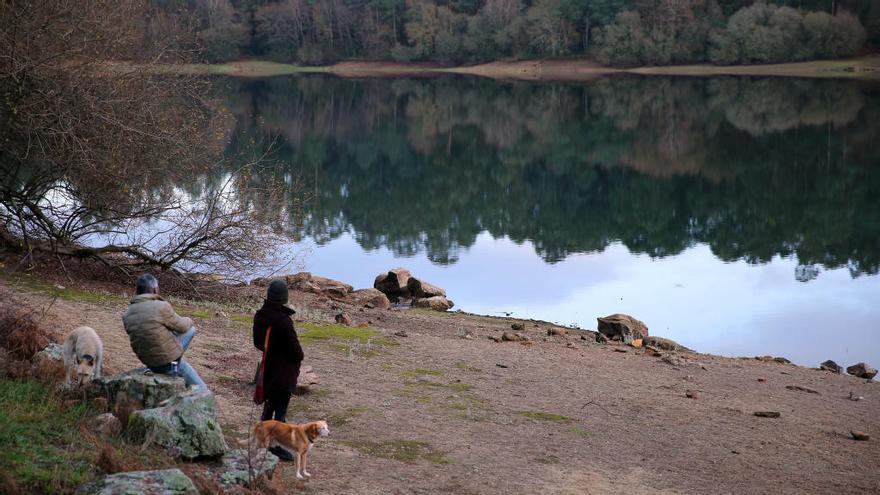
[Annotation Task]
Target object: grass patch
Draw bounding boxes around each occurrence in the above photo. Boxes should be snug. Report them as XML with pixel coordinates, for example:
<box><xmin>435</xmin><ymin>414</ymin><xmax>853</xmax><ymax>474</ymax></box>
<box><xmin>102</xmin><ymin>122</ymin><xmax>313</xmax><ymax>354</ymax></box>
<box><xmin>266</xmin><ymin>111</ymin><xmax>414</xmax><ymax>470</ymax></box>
<box><xmin>534</xmin><ymin>454</ymin><xmax>560</xmax><ymax>465</ymax></box>
<box><xmin>230</xmin><ymin>314</ymin><xmax>252</xmax><ymax>325</ymax></box>
<box><xmin>0</xmin><ymin>379</ymin><xmax>96</xmax><ymax>492</ymax></box>
<box><xmin>298</xmin><ymin>323</ymin><xmax>392</xmax><ymax>346</ymax></box>
<box><xmin>401</xmin><ymin>368</ymin><xmax>444</xmax><ymax>379</ymax></box>
<box><xmin>342</xmin><ymin>439</ymin><xmax>448</xmax><ymax>464</ymax></box>
<box><xmin>4</xmin><ymin>274</ymin><xmax>122</xmax><ymax>304</ymax></box>
<box><xmin>516</xmin><ymin>411</ymin><xmax>574</xmax><ymax>422</ymax></box>
<box><xmin>454</xmin><ymin>362</ymin><xmax>482</xmax><ymax>372</ymax></box>
<box><xmin>179</xmin><ymin>309</ymin><xmax>212</xmax><ymax>319</ymax></box>
<box><xmin>570</xmin><ymin>426</ymin><xmax>591</xmax><ymax>437</ymax></box>
<box><xmin>405</xmin><ymin>379</ymin><xmax>473</xmax><ymax>393</ymax></box>
<box><xmin>324</xmin><ymin>406</ymin><xmax>369</xmax><ymax>427</ymax></box>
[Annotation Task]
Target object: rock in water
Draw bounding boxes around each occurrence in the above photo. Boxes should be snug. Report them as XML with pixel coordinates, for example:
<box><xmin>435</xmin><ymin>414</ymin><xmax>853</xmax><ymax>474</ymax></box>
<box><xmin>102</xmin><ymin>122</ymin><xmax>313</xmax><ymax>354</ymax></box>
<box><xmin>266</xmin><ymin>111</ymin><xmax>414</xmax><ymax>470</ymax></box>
<box><xmin>92</xmin><ymin>368</ymin><xmax>186</xmax><ymax>410</ymax></box>
<box><xmin>846</xmin><ymin>362</ymin><xmax>877</xmax><ymax>379</ymax></box>
<box><xmin>597</xmin><ymin>314</ymin><xmax>649</xmax><ymax>342</ymax></box>
<box><xmin>413</xmin><ymin>296</ymin><xmax>453</xmax><ymax>312</ymax></box>
<box><xmin>75</xmin><ymin>468</ymin><xmax>198</xmax><ymax>495</ymax></box>
<box><xmin>220</xmin><ymin>449</ymin><xmax>280</xmax><ymax>486</ymax></box>
<box><xmin>819</xmin><ymin>360</ymin><xmax>842</xmax><ymax>374</ymax></box>
<box><xmin>128</xmin><ymin>388</ymin><xmax>228</xmax><ymax>459</ymax></box>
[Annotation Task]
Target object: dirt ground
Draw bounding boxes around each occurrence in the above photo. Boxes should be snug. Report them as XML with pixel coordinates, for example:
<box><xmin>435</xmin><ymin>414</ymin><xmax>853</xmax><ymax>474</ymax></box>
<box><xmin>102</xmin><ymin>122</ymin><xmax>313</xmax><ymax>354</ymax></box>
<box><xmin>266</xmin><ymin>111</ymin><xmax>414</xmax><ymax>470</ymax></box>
<box><xmin>6</xmin><ymin>278</ymin><xmax>878</xmax><ymax>494</ymax></box>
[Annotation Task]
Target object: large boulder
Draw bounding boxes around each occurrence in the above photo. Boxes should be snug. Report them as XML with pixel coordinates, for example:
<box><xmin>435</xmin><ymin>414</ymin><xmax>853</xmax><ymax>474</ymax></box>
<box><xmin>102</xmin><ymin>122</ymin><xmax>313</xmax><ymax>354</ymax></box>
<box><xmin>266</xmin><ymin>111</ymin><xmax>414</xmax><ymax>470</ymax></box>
<box><xmin>288</xmin><ymin>272</ymin><xmax>353</xmax><ymax>299</ymax></box>
<box><xmin>128</xmin><ymin>388</ymin><xmax>228</xmax><ymax>459</ymax></box>
<box><xmin>413</xmin><ymin>296</ymin><xmax>454</xmax><ymax>312</ymax></box>
<box><xmin>92</xmin><ymin>368</ymin><xmax>186</xmax><ymax>410</ymax></box>
<box><xmin>219</xmin><ymin>449</ymin><xmax>279</xmax><ymax>486</ymax></box>
<box><xmin>820</xmin><ymin>360</ymin><xmax>843</xmax><ymax>374</ymax></box>
<box><xmin>406</xmin><ymin>278</ymin><xmax>446</xmax><ymax>299</ymax></box>
<box><xmin>597</xmin><ymin>314</ymin><xmax>649</xmax><ymax>342</ymax></box>
<box><xmin>642</xmin><ymin>336</ymin><xmax>687</xmax><ymax>352</ymax></box>
<box><xmin>350</xmin><ymin>288</ymin><xmax>391</xmax><ymax>309</ymax></box>
<box><xmin>75</xmin><ymin>468</ymin><xmax>198</xmax><ymax>495</ymax></box>
<box><xmin>374</xmin><ymin>268</ymin><xmax>412</xmax><ymax>300</ymax></box>
<box><xmin>847</xmin><ymin>362</ymin><xmax>877</xmax><ymax>379</ymax></box>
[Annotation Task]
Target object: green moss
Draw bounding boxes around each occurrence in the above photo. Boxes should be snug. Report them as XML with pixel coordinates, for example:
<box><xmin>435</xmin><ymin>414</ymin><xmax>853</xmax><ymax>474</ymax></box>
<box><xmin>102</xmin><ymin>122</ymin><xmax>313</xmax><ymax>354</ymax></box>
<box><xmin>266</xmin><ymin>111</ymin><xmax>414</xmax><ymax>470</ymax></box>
<box><xmin>534</xmin><ymin>454</ymin><xmax>560</xmax><ymax>465</ymax></box>
<box><xmin>570</xmin><ymin>426</ymin><xmax>591</xmax><ymax>436</ymax></box>
<box><xmin>342</xmin><ymin>439</ymin><xmax>447</xmax><ymax>464</ymax></box>
<box><xmin>516</xmin><ymin>411</ymin><xmax>573</xmax><ymax>422</ymax></box>
<box><xmin>325</xmin><ymin>406</ymin><xmax>369</xmax><ymax>427</ymax></box>
<box><xmin>454</xmin><ymin>362</ymin><xmax>482</xmax><ymax>372</ymax></box>
<box><xmin>0</xmin><ymin>379</ymin><xmax>96</xmax><ymax>492</ymax></box>
<box><xmin>230</xmin><ymin>314</ymin><xmax>252</xmax><ymax>324</ymax></box>
<box><xmin>180</xmin><ymin>309</ymin><xmax>212</xmax><ymax>319</ymax></box>
<box><xmin>5</xmin><ymin>275</ymin><xmax>123</xmax><ymax>304</ymax></box>
<box><xmin>404</xmin><ymin>379</ymin><xmax>472</xmax><ymax>392</ymax></box>
<box><xmin>401</xmin><ymin>368</ymin><xmax>444</xmax><ymax>378</ymax></box>
<box><xmin>299</xmin><ymin>323</ymin><xmax>391</xmax><ymax>345</ymax></box>
<box><xmin>448</xmin><ymin>401</ymin><xmax>468</xmax><ymax>411</ymax></box>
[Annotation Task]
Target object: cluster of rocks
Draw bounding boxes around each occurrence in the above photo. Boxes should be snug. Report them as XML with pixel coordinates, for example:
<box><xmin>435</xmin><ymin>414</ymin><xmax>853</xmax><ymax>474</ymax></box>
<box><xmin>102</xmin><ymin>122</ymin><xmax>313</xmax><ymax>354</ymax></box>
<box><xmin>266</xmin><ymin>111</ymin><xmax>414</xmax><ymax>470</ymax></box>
<box><xmin>374</xmin><ymin>267</ymin><xmax>454</xmax><ymax>312</ymax></box>
<box><xmin>69</xmin><ymin>367</ymin><xmax>279</xmax><ymax>492</ymax></box>
<box><xmin>250</xmin><ymin>268</ymin><xmax>453</xmax><ymax>312</ymax></box>
<box><xmin>820</xmin><ymin>359</ymin><xmax>877</xmax><ymax>379</ymax></box>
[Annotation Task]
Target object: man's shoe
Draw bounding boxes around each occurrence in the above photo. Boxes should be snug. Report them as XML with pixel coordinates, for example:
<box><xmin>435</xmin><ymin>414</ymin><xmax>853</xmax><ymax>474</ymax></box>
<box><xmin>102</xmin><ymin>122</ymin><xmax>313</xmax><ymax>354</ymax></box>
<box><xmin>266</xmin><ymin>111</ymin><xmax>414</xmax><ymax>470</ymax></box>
<box><xmin>269</xmin><ymin>445</ymin><xmax>294</xmax><ymax>461</ymax></box>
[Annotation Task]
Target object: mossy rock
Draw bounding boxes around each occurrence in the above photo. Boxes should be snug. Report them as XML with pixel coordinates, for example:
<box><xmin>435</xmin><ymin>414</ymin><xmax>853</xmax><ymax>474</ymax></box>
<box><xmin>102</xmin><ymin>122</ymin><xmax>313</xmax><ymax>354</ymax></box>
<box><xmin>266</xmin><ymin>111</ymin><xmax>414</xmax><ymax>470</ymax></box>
<box><xmin>128</xmin><ymin>389</ymin><xmax>228</xmax><ymax>459</ymax></box>
<box><xmin>74</xmin><ymin>468</ymin><xmax>197</xmax><ymax>494</ymax></box>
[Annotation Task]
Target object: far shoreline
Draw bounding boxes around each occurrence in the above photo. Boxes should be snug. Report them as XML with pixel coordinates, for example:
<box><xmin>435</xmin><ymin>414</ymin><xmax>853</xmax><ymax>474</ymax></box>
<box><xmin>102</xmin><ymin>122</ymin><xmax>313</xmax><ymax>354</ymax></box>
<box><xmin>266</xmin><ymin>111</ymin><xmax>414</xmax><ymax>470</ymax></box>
<box><xmin>174</xmin><ymin>55</ymin><xmax>880</xmax><ymax>81</ymax></box>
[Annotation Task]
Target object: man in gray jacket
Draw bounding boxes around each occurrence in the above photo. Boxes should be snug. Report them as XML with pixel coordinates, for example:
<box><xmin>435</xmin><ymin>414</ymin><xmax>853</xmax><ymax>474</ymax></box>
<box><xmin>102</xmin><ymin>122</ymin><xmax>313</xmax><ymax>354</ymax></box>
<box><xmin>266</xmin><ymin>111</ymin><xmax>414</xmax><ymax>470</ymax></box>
<box><xmin>122</xmin><ymin>274</ymin><xmax>206</xmax><ymax>389</ymax></box>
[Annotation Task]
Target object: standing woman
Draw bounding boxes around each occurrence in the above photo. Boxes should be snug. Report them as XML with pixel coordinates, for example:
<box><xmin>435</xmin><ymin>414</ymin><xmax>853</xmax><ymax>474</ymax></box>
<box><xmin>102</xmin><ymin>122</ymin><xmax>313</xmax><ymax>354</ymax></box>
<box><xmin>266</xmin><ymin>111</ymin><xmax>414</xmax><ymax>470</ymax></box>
<box><xmin>253</xmin><ymin>279</ymin><xmax>304</xmax><ymax>425</ymax></box>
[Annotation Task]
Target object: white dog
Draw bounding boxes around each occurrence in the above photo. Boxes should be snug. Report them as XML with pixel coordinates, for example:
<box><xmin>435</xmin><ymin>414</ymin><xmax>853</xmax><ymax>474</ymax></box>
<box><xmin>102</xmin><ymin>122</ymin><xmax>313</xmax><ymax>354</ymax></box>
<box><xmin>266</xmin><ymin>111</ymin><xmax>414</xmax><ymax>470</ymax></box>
<box><xmin>62</xmin><ymin>326</ymin><xmax>103</xmax><ymax>386</ymax></box>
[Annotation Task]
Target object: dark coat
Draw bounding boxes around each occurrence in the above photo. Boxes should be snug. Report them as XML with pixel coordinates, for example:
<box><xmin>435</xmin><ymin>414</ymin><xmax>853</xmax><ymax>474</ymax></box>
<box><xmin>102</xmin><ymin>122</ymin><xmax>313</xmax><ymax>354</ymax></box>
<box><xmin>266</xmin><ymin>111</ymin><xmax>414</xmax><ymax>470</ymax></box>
<box><xmin>253</xmin><ymin>300</ymin><xmax>303</xmax><ymax>394</ymax></box>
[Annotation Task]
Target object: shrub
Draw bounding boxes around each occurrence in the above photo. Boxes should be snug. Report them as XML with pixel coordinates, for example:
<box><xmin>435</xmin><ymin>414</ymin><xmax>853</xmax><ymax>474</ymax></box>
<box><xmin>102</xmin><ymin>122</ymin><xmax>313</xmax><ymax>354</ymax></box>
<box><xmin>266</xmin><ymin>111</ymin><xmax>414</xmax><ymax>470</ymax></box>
<box><xmin>0</xmin><ymin>287</ymin><xmax>50</xmax><ymax>364</ymax></box>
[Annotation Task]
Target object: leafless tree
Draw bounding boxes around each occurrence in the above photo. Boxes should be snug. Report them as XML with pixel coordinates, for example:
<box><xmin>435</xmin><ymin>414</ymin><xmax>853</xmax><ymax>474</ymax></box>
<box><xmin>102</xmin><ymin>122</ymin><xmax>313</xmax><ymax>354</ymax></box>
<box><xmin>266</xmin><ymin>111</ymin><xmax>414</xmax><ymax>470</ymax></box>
<box><xmin>0</xmin><ymin>0</ymin><xmax>300</xmax><ymax>281</ymax></box>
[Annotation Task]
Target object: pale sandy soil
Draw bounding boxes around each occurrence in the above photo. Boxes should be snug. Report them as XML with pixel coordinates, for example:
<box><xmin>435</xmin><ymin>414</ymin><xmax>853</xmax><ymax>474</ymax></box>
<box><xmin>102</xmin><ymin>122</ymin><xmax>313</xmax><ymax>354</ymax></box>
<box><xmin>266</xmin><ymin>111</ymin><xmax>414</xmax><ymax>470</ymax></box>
<box><xmin>181</xmin><ymin>55</ymin><xmax>880</xmax><ymax>81</ymax></box>
<box><xmin>6</xmin><ymin>277</ymin><xmax>879</xmax><ymax>495</ymax></box>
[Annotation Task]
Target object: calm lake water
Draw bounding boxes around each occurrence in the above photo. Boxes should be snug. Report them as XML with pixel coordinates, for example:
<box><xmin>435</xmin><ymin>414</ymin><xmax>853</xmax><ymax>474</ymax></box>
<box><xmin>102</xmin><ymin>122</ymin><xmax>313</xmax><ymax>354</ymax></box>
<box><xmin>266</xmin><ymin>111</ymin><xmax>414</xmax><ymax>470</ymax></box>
<box><xmin>219</xmin><ymin>74</ymin><xmax>880</xmax><ymax>369</ymax></box>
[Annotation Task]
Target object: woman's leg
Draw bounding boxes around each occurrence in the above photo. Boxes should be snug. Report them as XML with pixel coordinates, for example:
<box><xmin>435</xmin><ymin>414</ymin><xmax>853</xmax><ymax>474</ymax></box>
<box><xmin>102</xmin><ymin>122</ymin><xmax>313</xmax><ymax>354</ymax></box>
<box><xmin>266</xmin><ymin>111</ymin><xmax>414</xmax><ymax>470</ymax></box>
<box><xmin>273</xmin><ymin>392</ymin><xmax>292</xmax><ymax>423</ymax></box>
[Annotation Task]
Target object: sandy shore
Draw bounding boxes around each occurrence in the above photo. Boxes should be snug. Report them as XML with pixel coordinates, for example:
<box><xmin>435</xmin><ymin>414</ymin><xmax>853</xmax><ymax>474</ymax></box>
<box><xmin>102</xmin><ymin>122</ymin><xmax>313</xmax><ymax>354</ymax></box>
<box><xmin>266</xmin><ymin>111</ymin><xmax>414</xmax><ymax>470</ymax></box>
<box><xmin>4</xmin><ymin>270</ymin><xmax>877</xmax><ymax>494</ymax></box>
<box><xmin>182</xmin><ymin>55</ymin><xmax>880</xmax><ymax>81</ymax></box>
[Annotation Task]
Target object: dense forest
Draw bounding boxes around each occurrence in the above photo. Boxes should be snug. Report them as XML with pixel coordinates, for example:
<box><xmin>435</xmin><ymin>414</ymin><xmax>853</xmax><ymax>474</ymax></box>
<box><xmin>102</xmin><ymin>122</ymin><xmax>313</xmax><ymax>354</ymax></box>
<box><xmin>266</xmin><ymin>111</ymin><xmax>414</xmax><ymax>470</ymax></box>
<box><xmin>149</xmin><ymin>0</ymin><xmax>880</xmax><ymax>65</ymax></box>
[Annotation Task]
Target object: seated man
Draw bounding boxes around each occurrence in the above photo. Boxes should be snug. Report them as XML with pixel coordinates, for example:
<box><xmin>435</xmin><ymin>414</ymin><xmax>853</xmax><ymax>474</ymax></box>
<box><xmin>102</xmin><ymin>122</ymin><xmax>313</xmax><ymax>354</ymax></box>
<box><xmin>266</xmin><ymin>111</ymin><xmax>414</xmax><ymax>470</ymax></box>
<box><xmin>122</xmin><ymin>274</ymin><xmax>206</xmax><ymax>389</ymax></box>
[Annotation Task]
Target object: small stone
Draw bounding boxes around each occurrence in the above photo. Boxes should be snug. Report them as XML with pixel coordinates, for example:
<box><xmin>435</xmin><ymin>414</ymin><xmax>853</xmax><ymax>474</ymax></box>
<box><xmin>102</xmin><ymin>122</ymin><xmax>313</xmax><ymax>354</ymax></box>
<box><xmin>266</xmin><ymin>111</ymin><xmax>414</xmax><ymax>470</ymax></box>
<box><xmin>785</xmin><ymin>385</ymin><xmax>819</xmax><ymax>394</ymax></box>
<box><xmin>334</xmin><ymin>313</ymin><xmax>353</xmax><ymax>326</ymax></box>
<box><xmin>215</xmin><ymin>311</ymin><xmax>229</xmax><ymax>319</ymax></box>
<box><xmin>662</xmin><ymin>355</ymin><xmax>682</xmax><ymax>366</ymax></box>
<box><xmin>488</xmin><ymin>336</ymin><xmax>502</xmax><ymax>343</ymax></box>
<box><xmin>846</xmin><ymin>362</ymin><xmax>877</xmax><ymax>379</ymax></box>
<box><xmin>547</xmin><ymin>328</ymin><xmax>567</xmax><ymax>337</ymax></box>
<box><xmin>644</xmin><ymin>347</ymin><xmax>661</xmax><ymax>357</ymax></box>
<box><xmin>685</xmin><ymin>390</ymin><xmax>698</xmax><ymax>399</ymax></box>
<box><xmin>393</xmin><ymin>330</ymin><xmax>408</xmax><ymax>337</ymax></box>
<box><xmin>613</xmin><ymin>348</ymin><xmax>628</xmax><ymax>353</ymax></box>
<box><xmin>820</xmin><ymin>360</ymin><xmax>842</xmax><ymax>374</ymax></box>
<box><xmin>495</xmin><ymin>363</ymin><xmax>509</xmax><ymax>368</ymax></box>
<box><xmin>773</xmin><ymin>357</ymin><xmax>791</xmax><ymax>364</ymax></box>
<box><xmin>757</xmin><ymin>378</ymin><xmax>766</xmax><ymax>382</ymax></box>
<box><xmin>850</xmin><ymin>430</ymin><xmax>870</xmax><ymax>441</ymax></box>
<box><xmin>501</xmin><ymin>332</ymin><xmax>523</xmax><ymax>342</ymax></box>
<box><xmin>510</xmin><ymin>322</ymin><xmax>525</xmax><ymax>331</ymax></box>
<box><xmin>595</xmin><ymin>333</ymin><xmax>608</xmax><ymax>344</ymax></box>
<box><xmin>754</xmin><ymin>411</ymin><xmax>781</xmax><ymax>418</ymax></box>
<box><xmin>92</xmin><ymin>412</ymin><xmax>122</xmax><ymax>438</ymax></box>
<box><xmin>566</xmin><ymin>342</ymin><xmax>577</xmax><ymax>349</ymax></box>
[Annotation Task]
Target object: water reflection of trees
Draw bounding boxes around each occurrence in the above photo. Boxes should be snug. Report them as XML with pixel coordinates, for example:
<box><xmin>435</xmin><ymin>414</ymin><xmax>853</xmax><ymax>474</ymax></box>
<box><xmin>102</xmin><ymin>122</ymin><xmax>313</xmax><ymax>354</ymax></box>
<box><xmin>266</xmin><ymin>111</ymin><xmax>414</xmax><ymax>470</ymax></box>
<box><xmin>220</xmin><ymin>75</ymin><xmax>880</xmax><ymax>277</ymax></box>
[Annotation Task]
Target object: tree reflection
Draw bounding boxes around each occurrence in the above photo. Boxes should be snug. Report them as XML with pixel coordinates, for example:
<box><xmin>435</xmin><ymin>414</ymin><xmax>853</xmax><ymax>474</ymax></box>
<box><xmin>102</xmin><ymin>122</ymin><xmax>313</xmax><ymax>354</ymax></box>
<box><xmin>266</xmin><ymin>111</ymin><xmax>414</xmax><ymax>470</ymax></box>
<box><xmin>218</xmin><ymin>75</ymin><xmax>880</xmax><ymax>278</ymax></box>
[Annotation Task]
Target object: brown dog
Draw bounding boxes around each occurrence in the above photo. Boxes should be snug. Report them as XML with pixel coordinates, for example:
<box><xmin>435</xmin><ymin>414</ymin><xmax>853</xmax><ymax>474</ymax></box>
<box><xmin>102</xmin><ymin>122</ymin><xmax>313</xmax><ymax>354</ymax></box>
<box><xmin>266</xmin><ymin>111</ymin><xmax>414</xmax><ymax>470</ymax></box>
<box><xmin>254</xmin><ymin>420</ymin><xmax>330</xmax><ymax>480</ymax></box>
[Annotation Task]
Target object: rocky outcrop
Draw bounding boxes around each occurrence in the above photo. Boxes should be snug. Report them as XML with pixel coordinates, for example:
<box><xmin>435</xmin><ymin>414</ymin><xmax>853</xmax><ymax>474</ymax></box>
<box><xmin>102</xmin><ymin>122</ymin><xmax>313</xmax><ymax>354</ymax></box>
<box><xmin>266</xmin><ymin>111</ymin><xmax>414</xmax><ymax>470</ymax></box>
<box><xmin>846</xmin><ymin>362</ymin><xmax>877</xmax><ymax>379</ymax></box>
<box><xmin>413</xmin><ymin>296</ymin><xmax>454</xmax><ymax>312</ymax></box>
<box><xmin>128</xmin><ymin>388</ymin><xmax>228</xmax><ymax>459</ymax></box>
<box><xmin>374</xmin><ymin>268</ymin><xmax>412</xmax><ymax>300</ymax></box>
<box><xmin>373</xmin><ymin>268</ymin><xmax>452</xmax><ymax>311</ymax></box>
<box><xmin>350</xmin><ymin>288</ymin><xmax>391</xmax><ymax>309</ymax></box>
<box><xmin>92</xmin><ymin>368</ymin><xmax>186</xmax><ymax>410</ymax></box>
<box><xmin>642</xmin><ymin>336</ymin><xmax>687</xmax><ymax>352</ymax></box>
<box><xmin>75</xmin><ymin>469</ymin><xmax>198</xmax><ymax>495</ymax></box>
<box><xmin>820</xmin><ymin>360</ymin><xmax>843</xmax><ymax>374</ymax></box>
<box><xmin>597</xmin><ymin>314</ymin><xmax>649</xmax><ymax>342</ymax></box>
<box><xmin>288</xmin><ymin>272</ymin><xmax>353</xmax><ymax>299</ymax></box>
<box><xmin>407</xmin><ymin>278</ymin><xmax>446</xmax><ymax>299</ymax></box>
<box><xmin>219</xmin><ymin>449</ymin><xmax>280</xmax><ymax>486</ymax></box>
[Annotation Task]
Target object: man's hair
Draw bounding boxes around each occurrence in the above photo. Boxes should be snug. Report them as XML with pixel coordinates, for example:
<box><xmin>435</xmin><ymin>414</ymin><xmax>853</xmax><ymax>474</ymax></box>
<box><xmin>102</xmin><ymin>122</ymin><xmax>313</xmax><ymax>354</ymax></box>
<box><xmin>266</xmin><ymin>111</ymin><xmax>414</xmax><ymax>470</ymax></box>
<box><xmin>135</xmin><ymin>273</ymin><xmax>159</xmax><ymax>295</ymax></box>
